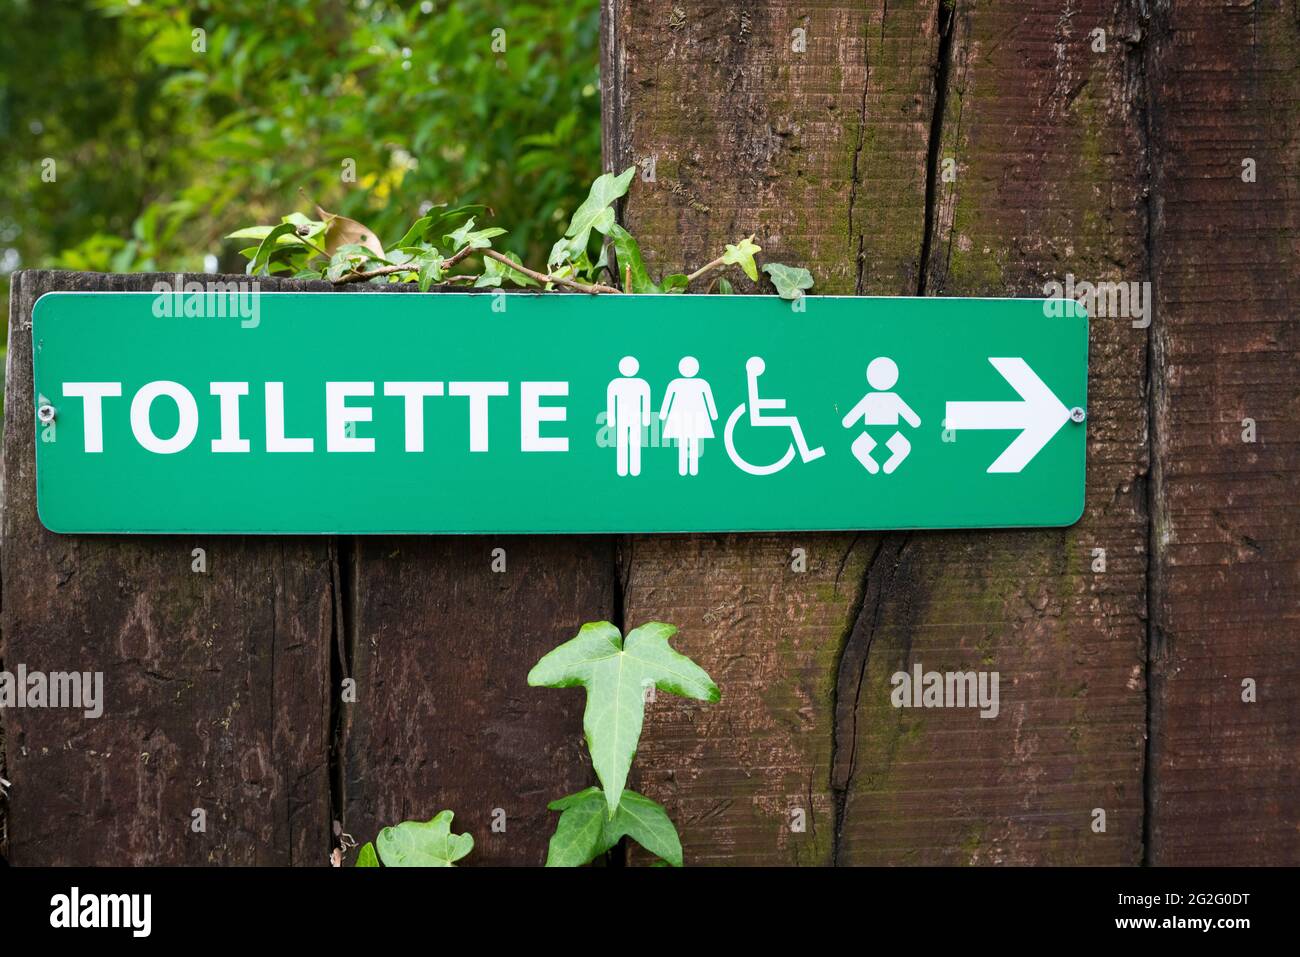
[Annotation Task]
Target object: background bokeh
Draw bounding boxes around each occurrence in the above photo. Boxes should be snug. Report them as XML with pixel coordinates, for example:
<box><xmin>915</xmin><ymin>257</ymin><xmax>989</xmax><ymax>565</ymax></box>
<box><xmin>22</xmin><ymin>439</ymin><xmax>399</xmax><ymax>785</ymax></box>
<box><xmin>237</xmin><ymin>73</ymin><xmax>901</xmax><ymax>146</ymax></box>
<box><xmin>0</xmin><ymin>0</ymin><xmax>603</xmax><ymax>309</ymax></box>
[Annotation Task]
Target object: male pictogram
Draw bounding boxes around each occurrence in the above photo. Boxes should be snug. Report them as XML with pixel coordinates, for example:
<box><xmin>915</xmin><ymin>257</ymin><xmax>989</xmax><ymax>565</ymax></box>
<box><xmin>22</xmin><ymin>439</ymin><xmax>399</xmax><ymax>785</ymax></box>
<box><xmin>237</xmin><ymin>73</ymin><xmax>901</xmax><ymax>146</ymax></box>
<box><xmin>607</xmin><ymin>356</ymin><xmax>651</xmax><ymax>476</ymax></box>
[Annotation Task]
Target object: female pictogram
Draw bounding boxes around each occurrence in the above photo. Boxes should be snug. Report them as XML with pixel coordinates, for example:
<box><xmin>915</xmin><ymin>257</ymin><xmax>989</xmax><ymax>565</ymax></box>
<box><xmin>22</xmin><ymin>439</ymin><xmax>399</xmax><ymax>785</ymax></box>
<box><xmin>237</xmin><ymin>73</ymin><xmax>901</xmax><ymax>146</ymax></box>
<box><xmin>659</xmin><ymin>356</ymin><xmax>718</xmax><ymax>476</ymax></box>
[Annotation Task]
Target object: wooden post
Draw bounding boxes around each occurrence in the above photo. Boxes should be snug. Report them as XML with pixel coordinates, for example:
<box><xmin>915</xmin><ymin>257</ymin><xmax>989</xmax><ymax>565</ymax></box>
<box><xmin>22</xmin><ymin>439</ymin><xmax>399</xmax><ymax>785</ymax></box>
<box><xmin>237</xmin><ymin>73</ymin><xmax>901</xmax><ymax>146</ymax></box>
<box><xmin>604</xmin><ymin>0</ymin><xmax>943</xmax><ymax>866</ymax></box>
<box><xmin>1145</xmin><ymin>0</ymin><xmax>1300</xmax><ymax>864</ymax></box>
<box><xmin>340</xmin><ymin>534</ymin><xmax>614</xmax><ymax>865</ymax></box>
<box><xmin>2</xmin><ymin>271</ymin><xmax>332</xmax><ymax>864</ymax></box>
<box><xmin>0</xmin><ymin>273</ymin><xmax>610</xmax><ymax>865</ymax></box>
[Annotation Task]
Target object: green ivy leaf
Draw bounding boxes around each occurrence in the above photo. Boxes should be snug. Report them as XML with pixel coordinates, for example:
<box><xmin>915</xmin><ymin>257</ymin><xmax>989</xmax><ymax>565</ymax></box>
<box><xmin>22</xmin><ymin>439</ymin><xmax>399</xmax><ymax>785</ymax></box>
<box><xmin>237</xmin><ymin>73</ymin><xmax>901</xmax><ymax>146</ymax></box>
<box><xmin>475</xmin><ymin>251</ymin><xmax>538</xmax><ymax>288</ymax></box>
<box><xmin>762</xmin><ymin>263</ymin><xmax>814</xmax><ymax>299</ymax></box>
<box><xmin>549</xmin><ymin>166</ymin><xmax>636</xmax><ymax>267</ymax></box>
<box><xmin>227</xmin><ymin>225</ymin><xmax>276</xmax><ymax>241</ymax></box>
<box><xmin>606</xmin><ymin>223</ymin><xmax>656</xmax><ymax>293</ymax></box>
<box><xmin>415</xmin><ymin>249</ymin><xmax>445</xmax><ymax>292</ymax></box>
<box><xmin>590</xmin><ymin>242</ymin><xmax>609</xmax><ymax>281</ymax></box>
<box><xmin>374</xmin><ymin>811</ymin><xmax>474</xmax><ymax>867</ymax></box>
<box><xmin>547</xmin><ymin>236</ymin><xmax>577</xmax><ymax>272</ymax></box>
<box><xmin>545</xmin><ymin>786</ymin><xmax>683</xmax><ymax>867</ymax></box>
<box><xmin>400</xmin><ymin>204</ymin><xmax>491</xmax><ymax>247</ymax></box>
<box><xmin>354</xmin><ymin>842</ymin><xmax>380</xmax><ymax>867</ymax></box>
<box><xmin>528</xmin><ymin>621</ymin><xmax>719</xmax><ymax>817</ymax></box>
<box><xmin>604</xmin><ymin>789</ymin><xmax>682</xmax><ymax>866</ymax></box>
<box><xmin>281</xmin><ymin>212</ymin><xmax>328</xmax><ymax>243</ymax></box>
<box><xmin>545</xmin><ymin>787</ymin><xmax>609</xmax><ymax>866</ymax></box>
<box><xmin>444</xmin><ymin>216</ymin><xmax>506</xmax><ymax>252</ymax></box>
<box><xmin>325</xmin><ymin>242</ymin><xmax>380</xmax><ymax>281</ymax></box>
<box><xmin>398</xmin><ymin>215</ymin><xmax>433</xmax><ymax>249</ymax></box>
<box><xmin>721</xmin><ymin>236</ymin><xmax>762</xmax><ymax>281</ymax></box>
<box><xmin>661</xmin><ymin>274</ymin><xmax>689</xmax><ymax>294</ymax></box>
<box><xmin>249</xmin><ymin>222</ymin><xmax>298</xmax><ymax>276</ymax></box>
<box><xmin>716</xmin><ymin>277</ymin><xmax>734</xmax><ymax>295</ymax></box>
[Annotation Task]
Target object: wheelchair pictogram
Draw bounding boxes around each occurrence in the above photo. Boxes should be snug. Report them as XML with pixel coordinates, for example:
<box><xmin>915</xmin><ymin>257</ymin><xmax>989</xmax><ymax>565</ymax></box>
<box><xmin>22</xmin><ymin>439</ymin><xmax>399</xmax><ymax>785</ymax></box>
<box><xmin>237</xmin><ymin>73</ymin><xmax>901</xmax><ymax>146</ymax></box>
<box><xmin>724</xmin><ymin>357</ymin><xmax>826</xmax><ymax>476</ymax></box>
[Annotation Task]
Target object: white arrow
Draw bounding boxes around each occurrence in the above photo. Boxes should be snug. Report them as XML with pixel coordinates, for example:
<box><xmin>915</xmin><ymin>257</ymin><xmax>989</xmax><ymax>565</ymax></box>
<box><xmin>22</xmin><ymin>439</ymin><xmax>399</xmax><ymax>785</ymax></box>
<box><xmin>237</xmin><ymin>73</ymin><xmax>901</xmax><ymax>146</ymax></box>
<box><xmin>945</xmin><ymin>357</ymin><xmax>1072</xmax><ymax>473</ymax></box>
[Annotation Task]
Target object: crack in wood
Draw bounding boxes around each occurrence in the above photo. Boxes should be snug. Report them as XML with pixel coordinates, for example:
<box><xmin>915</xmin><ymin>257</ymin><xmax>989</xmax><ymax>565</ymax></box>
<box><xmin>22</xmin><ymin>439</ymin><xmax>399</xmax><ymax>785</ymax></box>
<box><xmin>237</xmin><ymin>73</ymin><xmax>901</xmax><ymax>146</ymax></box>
<box><xmin>917</xmin><ymin>0</ymin><xmax>956</xmax><ymax>297</ymax></box>
<box><xmin>828</xmin><ymin>0</ymin><xmax>955</xmax><ymax>866</ymax></box>
<box><xmin>830</xmin><ymin>534</ymin><xmax>910</xmax><ymax>865</ymax></box>
<box><xmin>328</xmin><ymin>536</ymin><xmax>355</xmax><ymax>861</ymax></box>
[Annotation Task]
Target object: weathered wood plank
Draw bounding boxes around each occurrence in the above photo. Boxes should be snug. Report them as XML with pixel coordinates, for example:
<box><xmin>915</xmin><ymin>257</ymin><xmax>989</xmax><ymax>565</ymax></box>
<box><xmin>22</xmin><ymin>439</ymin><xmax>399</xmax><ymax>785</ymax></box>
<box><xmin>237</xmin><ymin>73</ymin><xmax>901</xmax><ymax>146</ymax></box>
<box><xmin>1</xmin><ymin>270</ymin><xmax>334</xmax><ymax>865</ymax></box>
<box><xmin>604</xmin><ymin>0</ymin><xmax>939</xmax><ymax>864</ymax></box>
<box><xmin>605</xmin><ymin>0</ymin><xmax>938</xmax><ymax>295</ymax></box>
<box><xmin>620</xmin><ymin>534</ymin><xmax>873</xmax><ymax>865</ymax></box>
<box><xmin>1146</xmin><ymin>0</ymin><xmax>1300</xmax><ymax>865</ymax></box>
<box><xmin>834</xmin><ymin>0</ymin><xmax>1151</xmax><ymax>866</ymax></box>
<box><xmin>340</xmin><ymin>535</ymin><xmax>616</xmax><ymax>866</ymax></box>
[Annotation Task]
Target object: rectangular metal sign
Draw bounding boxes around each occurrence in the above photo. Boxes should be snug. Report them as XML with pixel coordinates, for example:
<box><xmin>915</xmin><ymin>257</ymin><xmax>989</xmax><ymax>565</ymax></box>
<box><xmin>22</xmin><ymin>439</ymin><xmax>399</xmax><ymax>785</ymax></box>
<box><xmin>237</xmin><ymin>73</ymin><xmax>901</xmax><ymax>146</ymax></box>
<box><xmin>31</xmin><ymin>291</ymin><xmax>1088</xmax><ymax>534</ymax></box>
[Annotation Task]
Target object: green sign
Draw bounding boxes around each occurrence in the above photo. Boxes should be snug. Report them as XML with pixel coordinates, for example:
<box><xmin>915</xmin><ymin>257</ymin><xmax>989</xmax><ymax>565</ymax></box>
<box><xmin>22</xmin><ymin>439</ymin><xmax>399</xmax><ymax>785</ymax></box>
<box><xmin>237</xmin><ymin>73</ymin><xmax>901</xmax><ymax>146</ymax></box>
<box><xmin>31</xmin><ymin>291</ymin><xmax>1087</xmax><ymax>534</ymax></box>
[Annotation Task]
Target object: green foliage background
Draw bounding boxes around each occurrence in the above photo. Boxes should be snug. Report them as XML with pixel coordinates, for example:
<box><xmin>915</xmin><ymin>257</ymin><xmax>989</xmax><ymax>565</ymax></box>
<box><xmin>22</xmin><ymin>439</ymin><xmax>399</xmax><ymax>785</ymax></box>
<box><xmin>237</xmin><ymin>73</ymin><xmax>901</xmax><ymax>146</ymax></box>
<box><xmin>0</xmin><ymin>0</ymin><xmax>603</xmax><ymax>307</ymax></box>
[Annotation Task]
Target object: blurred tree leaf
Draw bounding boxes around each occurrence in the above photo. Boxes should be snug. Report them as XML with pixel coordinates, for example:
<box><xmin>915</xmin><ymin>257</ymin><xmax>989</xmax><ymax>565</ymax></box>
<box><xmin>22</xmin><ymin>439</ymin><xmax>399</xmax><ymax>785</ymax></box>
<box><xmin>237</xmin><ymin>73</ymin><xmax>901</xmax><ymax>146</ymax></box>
<box><xmin>2</xmin><ymin>0</ymin><xmax>602</xmax><ymax>304</ymax></box>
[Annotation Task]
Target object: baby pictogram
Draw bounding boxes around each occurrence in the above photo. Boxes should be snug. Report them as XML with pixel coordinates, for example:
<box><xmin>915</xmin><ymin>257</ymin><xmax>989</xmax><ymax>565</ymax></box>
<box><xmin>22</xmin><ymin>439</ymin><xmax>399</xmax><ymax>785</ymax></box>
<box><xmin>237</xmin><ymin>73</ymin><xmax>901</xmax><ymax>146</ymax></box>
<box><xmin>842</xmin><ymin>357</ymin><xmax>921</xmax><ymax>475</ymax></box>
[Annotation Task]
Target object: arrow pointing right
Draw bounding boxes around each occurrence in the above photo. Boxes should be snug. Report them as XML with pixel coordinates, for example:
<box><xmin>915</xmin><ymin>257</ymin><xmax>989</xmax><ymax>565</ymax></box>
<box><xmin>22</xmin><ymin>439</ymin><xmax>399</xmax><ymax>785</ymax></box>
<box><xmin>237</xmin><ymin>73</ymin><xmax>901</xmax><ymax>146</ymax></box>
<box><xmin>945</xmin><ymin>357</ymin><xmax>1072</xmax><ymax>473</ymax></box>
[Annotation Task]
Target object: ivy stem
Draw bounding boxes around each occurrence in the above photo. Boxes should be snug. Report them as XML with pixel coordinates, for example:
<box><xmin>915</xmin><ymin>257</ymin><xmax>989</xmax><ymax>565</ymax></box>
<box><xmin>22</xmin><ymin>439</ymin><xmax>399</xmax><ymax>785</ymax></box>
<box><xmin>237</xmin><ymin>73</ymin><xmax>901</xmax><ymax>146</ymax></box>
<box><xmin>686</xmin><ymin>257</ymin><xmax>725</xmax><ymax>284</ymax></box>
<box><xmin>294</xmin><ymin>235</ymin><xmax>330</xmax><ymax>259</ymax></box>
<box><xmin>332</xmin><ymin>263</ymin><xmax>416</xmax><ymax>283</ymax></box>
<box><xmin>480</xmin><ymin>248</ymin><xmax>622</xmax><ymax>294</ymax></box>
<box><xmin>685</xmin><ymin>234</ymin><xmax>756</xmax><ymax>284</ymax></box>
<box><xmin>333</xmin><ymin>246</ymin><xmax>622</xmax><ymax>294</ymax></box>
<box><xmin>442</xmin><ymin>245</ymin><xmax>478</xmax><ymax>271</ymax></box>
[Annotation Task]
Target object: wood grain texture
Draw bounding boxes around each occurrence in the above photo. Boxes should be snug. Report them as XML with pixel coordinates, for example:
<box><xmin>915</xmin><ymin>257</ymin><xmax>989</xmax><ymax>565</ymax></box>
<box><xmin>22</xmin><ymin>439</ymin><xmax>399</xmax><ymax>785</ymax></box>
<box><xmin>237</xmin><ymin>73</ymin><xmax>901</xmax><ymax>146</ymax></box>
<box><xmin>604</xmin><ymin>0</ymin><xmax>938</xmax><ymax>294</ymax></box>
<box><xmin>621</xmin><ymin>534</ymin><xmax>874</xmax><ymax>865</ymax></box>
<box><xmin>1146</xmin><ymin>0</ymin><xmax>1300</xmax><ymax>865</ymax></box>
<box><xmin>1</xmin><ymin>271</ymin><xmax>333</xmax><ymax>865</ymax></box>
<box><xmin>340</xmin><ymin>535</ymin><xmax>616</xmax><ymax>866</ymax></box>
<box><xmin>0</xmin><ymin>275</ymin><xmax>619</xmax><ymax>866</ymax></box>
